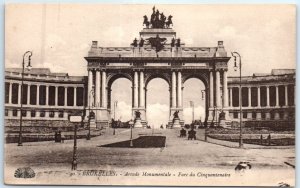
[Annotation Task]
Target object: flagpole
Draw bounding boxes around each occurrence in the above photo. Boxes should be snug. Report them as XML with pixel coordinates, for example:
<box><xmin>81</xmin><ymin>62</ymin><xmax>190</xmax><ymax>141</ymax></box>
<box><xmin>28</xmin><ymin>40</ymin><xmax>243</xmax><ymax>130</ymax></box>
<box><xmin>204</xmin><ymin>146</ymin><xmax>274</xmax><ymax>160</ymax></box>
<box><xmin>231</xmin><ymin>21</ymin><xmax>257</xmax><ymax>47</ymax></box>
<box><xmin>190</xmin><ymin>101</ymin><xmax>194</xmax><ymax>124</ymax></box>
<box><xmin>192</xmin><ymin>103</ymin><xmax>194</xmax><ymax>123</ymax></box>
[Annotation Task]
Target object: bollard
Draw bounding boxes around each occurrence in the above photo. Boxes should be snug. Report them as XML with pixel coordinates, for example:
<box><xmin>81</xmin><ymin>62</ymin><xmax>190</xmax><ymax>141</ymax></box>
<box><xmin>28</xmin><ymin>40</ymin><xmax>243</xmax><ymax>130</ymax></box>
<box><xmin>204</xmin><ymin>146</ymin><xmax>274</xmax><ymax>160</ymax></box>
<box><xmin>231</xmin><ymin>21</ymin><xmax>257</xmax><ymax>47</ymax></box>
<box><xmin>268</xmin><ymin>134</ymin><xmax>271</xmax><ymax>146</ymax></box>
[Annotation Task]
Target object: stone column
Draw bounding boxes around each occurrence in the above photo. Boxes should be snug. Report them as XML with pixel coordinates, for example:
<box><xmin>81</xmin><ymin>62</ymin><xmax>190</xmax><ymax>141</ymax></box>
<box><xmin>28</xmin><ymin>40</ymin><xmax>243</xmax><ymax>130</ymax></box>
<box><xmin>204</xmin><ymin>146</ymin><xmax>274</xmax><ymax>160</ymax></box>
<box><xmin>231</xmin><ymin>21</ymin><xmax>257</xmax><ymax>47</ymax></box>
<box><xmin>95</xmin><ymin>70</ymin><xmax>101</xmax><ymax>107</ymax></box>
<box><xmin>74</xmin><ymin>87</ymin><xmax>77</xmax><ymax>106</ymax></box>
<box><xmin>169</xmin><ymin>87</ymin><xmax>172</xmax><ymax>109</ymax></box>
<box><xmin>285</xmin><ymin>85</ymin><xmax>288</xmax><ymax>106</ymax></box>
<box><xmin>64</xmin><ymin>87</ymin><xmax>68</xmax><ymax>106</ymax></box>
<box><xmin>88</xmin><ymin>69</ymin><xmax>93</xmax><ymax>107</ymax></box>
<box><xmin>133</xmin><ymin>71</ymin><xmax>138</xmax><ymax>108</ymax></box>
<box><xmin>45</xmin><ymin>85</ymin><xmax>49</xmax><ymax>106</ymax></box>
<box><xmin>215</xmin><ymin>70</ymin><xmax>221</xmax><ymax>107</ymax></box>
<box><xmin>257</xmin><ymin>87</ymin><xmax>261</xmax><ymax>107</ymax></box>
<box><xmin>145</xmin><ymin>88</ymin><xmax>147</xmax><ymax>108</ymax></box>
<box><xmin>222</xmin><ymin>70</ymin><xmax>228</xmax><ymax>107</ymax></box>
<box><xmin>177</xmin><ymin>71</ymin><xmax>182</xmax><ymax>107</ymax></box>
<box><xmin>266</xmin><ymin>86</ymin><xmax>270</xmax><ymax>107</ymax></box>
<box><xmin>139</xmin><ymin>71</ymin><xmax>145</xmax><ymax>107</ymax></box>
<box><xmin>276</xmin><ymin>85</ymin><xmax>279</xmax><ymax>107</ymax></box>
<box><xmin>101</xmin><ymin>71</ymin><xmax>107</xmax><ymax>107</ymax></box>
<box><xmin>9</xmin><ymin>83</ymin><xmax>12</xmax><ymax>104</ymax></box>
<box><xmin>27</xmin><ymin>84</ymin><xmax>30</xmax><ymax>105</ymax></box>
<box><xmin>171</xmin><ymin>71</ymin><xmax>176</xmax><ymax>108</ymax></box>
<box><xmin>209</xmin><ymin>71</ymin><xmax>214</xmax><ymax>108</ymax></box>
<box><xmin>55</xmin><ymin>86</ymin><xmax>58</xmax><ymax>106</ymax></box>
<box><xmin>229</xmin><ymin>88</ymin><xmax>232</xmax><ymax>107</ymax></box>
<box><xmin>248</xmin><ymin>87</ymin><xmax>251</xmax><ymax>107</ymax></box>
<box><xmin>182</xmin><ymin>86</ymin><xmax>184</xmax><ymax>108</ymax></box>
<box><xmin>18</xmin><ymin>83</ymin><xmax>21</xmax><ymax>104</ymax></box>
<box><xmin>36</xmin><ymin>85</ymin><xmax>40</xmax><ymax>105</ymax></box>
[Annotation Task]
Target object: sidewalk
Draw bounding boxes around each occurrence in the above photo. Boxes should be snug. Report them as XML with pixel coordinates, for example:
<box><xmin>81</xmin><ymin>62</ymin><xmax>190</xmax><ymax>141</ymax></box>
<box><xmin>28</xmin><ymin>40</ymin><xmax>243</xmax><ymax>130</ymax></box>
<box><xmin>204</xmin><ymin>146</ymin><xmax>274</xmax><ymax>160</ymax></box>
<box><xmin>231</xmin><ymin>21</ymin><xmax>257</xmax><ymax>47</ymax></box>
<box><xmin>204</xmin><ymin>135</ymin><xmax>294</xmax><ymax>149</ymax></box>
<box><xmin>195</xmin><ymin>129</ymin><xmax>294</xmax><ymax>149</ymax></box>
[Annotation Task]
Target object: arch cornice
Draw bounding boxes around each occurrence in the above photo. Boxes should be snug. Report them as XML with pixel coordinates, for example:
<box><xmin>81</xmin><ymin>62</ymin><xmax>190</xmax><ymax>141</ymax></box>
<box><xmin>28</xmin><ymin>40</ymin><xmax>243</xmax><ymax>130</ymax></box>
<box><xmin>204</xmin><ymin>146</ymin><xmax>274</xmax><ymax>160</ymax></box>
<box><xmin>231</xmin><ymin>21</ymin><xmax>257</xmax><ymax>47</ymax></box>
<box><xmin>107</xmin><ymin>72</ymin><xmax>133</xmax><ymax>88</ymax></box>
<box><xmin>144</xmin><ymin>72</ymin><xmax>171</xmax><ymax>88</ymax></box>
<box><xmin>182</xmin><ymin>71</ymin><xmax>209</xmax><ymax>88</ymax></box>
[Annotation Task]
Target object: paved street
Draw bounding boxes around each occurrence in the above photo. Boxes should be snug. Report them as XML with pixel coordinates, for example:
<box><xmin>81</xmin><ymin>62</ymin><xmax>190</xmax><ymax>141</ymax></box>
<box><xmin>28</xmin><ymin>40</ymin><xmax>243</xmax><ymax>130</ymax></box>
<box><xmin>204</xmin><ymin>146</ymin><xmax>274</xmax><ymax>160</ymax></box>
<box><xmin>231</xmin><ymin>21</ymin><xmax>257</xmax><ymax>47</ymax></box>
<box><xmin>5</xmin><ymin>128</ymin><xmax>295</xmax><ymax>186</ymax></box>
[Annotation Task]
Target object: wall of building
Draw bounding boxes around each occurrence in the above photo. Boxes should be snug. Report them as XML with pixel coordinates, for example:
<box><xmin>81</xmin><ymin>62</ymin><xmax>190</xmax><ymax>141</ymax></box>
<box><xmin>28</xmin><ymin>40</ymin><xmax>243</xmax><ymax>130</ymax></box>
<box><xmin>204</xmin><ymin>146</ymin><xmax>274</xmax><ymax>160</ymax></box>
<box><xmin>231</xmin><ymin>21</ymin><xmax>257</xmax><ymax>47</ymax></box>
<box><xmin>4</xmin><ymin>68</ymin><xmax>295</xmax><ymax>130</ymax></box>
<box><xmin>4</xmin><ymin>69</ymin><xmax>87</xmax><ymax>127</ymax></box>
<box><xmin>227</xmin><ymin>70</ymin><xmax>295</xmax><ymax>126</ymax></box>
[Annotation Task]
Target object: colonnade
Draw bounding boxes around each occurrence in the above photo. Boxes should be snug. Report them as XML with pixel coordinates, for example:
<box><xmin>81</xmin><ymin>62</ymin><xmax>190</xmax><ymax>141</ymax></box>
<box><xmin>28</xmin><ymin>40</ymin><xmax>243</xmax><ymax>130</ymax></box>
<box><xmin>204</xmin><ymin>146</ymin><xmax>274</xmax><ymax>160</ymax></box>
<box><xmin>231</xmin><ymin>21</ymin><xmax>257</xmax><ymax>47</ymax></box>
<box><xmin>209</xmin><ymin>69</ymin><xmax>228</xmax><ymax>108</ymax></box>
<box><xmin>133</xmin><ymin>71</ymin><xmax>145</xmax><ymax>108</ymax></box>
<box><xmin>5</xmin><ymin>82</ymin><xmax>83</xmax><ymax>107</ymax></box>
<box><xmin>171</xmin><ymin>71</ymin><xmax>183</xmax><ymax>108</ymax></box>
<box><xmin>228</xmin><ymin>84</ymin><xmax>294</xmax><ymax>108</ymax></box>
<box><xmin>88</xmin><ymin>69</ymin><xmax>186</xmax><ymax>110</ymax></box>
<box><xmin>88</xmin><ymin>69</ymin><xmax>107</xmax><ymax>108</ymax></box>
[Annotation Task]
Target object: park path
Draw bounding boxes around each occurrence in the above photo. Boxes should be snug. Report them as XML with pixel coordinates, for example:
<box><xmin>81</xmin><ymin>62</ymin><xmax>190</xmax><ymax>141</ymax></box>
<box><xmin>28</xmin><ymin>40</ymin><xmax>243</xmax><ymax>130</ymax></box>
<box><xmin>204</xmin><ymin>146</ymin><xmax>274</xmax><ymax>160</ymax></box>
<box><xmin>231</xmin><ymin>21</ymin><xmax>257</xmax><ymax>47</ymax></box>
<box><xmin>4</xmin><ymin>128</ymin><xmax>295</xmax><ymax>186</ymax></box>
<box><xmin>5</xmin><ymin>128</ymin><xmax>295</xmax><ymax>170</ymax></box>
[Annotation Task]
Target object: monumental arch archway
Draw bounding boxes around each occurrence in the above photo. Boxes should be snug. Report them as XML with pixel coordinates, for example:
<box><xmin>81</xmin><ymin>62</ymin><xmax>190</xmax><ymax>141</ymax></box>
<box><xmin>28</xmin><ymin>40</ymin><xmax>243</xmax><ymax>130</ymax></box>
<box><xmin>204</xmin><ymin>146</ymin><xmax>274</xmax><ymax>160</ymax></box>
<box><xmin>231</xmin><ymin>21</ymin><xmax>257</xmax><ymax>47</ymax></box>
<box><xmin>182</xmin><ymin>75</ymin><xmax>209</xmax><ymax>124</ymax></box>
<box><xmin>108</xmin><ymin>75</ymin><xmax>133</xmax><ymax>122</ymax></box>
<box><xmin>146</xmin><ymin>77</ymin><xmax>170</xmax><ymax>128</ymax></box>
<box><xmin>85</xmin><ymin>7</ymin><xmax>230</xmax><ymax>128</ymax></box>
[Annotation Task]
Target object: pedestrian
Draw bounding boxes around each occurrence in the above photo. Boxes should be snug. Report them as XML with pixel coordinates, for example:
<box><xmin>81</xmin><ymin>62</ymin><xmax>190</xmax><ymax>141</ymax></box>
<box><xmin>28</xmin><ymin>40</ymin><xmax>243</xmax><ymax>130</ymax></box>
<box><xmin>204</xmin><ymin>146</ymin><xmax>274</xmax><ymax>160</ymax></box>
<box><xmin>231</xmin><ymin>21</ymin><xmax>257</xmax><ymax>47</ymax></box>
<box><xmin>60</xmin><ymin>131</ymin><xmax>65</xmax><ymax>143</ymax></box>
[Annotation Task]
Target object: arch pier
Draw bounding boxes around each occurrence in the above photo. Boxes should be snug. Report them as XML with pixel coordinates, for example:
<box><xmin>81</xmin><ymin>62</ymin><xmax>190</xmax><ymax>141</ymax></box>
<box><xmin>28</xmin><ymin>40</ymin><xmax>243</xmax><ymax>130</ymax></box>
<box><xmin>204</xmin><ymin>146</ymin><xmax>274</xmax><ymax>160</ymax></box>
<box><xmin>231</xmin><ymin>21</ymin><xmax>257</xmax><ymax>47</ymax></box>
<box><xmin>85</xmin><ymin>41</ymin><xmax>230</xmax><ymax>128</ymax></box>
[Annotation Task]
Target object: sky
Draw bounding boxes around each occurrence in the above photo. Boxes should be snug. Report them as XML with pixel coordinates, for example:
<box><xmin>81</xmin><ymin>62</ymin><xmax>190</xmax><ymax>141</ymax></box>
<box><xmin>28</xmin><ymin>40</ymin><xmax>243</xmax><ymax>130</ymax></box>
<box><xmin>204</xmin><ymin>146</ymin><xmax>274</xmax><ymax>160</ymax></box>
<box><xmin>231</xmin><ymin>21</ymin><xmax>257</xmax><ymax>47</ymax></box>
<box><xmin>5</xmin><ymin>4</ymin><xmax>296</xmax><ymax>127</ymax></box>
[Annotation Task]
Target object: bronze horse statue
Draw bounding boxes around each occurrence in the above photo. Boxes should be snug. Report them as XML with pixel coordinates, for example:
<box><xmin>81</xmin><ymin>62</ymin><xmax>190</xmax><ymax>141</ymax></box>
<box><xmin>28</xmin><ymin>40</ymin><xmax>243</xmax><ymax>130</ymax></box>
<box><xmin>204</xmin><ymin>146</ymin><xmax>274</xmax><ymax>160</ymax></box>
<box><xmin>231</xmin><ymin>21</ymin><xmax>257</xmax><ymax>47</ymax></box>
<box><xmin>143</xmin><ymin>15</ymin><xmax>150</xmax><ymax>28</ymax></box>
<box><xmin>166</xmin><ymin>15</ymin><xmax>173</xmax><ymax>28</ymax></box>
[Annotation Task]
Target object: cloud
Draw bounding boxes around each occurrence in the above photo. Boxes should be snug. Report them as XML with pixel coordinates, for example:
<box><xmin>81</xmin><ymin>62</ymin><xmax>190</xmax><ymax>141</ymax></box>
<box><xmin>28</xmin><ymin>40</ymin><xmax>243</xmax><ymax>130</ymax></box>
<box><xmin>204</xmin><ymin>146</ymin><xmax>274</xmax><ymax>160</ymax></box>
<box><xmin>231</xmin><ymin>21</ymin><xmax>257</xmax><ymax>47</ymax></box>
<box><xmin>183</xmin><ymin>106</ymin><xmax>205</xmax><ymax>124</ymax></box>
<box><xmin>147</xmin><ymin>103</ymin><xmax>169</xmax><ymax>128</ymax></box>
<box><xmin>114</xmin><ymin>101</ymin><xmax>206</xmax><ymax>127</ymax></box>
<box><xmin>110</xmin><ymin>101</ymin><xmax>170</xmax><ymax>128</ymax></box>
<box><xmin>113</xmin><ymin>101</ymin><xmax>132</xmax><ymax>121</ymax></box>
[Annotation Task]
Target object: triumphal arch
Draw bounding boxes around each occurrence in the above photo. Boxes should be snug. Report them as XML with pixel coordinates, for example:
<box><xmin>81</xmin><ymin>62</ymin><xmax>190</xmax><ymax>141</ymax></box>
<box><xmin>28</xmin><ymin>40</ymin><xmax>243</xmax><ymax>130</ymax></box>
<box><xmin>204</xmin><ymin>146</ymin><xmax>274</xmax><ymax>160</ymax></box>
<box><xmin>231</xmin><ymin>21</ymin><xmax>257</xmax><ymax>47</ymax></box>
<box><xmin>85</xmin><ymin>7</ymin><xmax>231</xmax><ymax>128</ymax></box>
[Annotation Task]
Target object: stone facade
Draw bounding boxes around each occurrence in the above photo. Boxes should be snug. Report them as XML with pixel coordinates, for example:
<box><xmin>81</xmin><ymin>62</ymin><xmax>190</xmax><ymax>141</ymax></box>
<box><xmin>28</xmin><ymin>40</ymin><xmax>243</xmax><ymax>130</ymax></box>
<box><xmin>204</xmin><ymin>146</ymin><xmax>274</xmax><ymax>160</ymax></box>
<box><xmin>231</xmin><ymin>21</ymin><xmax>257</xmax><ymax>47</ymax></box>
<box><xmin>85</xmin><ymin>25</ymin><xmax>230</xmax><ymax>128</ymax></box>
<box><xmin>4</xmin><ymin>67</ymin><xmax>295</xmax><ymax>130</ymax></box>
<box><xmin>227</xmin><ymin>69</ymin><xmax>295</xmax><ymax>126</ymax></box>
<box><xmin>4</xmin><ymin>68</ymin><xmax>86</xmax><ymax>125</ymax></box>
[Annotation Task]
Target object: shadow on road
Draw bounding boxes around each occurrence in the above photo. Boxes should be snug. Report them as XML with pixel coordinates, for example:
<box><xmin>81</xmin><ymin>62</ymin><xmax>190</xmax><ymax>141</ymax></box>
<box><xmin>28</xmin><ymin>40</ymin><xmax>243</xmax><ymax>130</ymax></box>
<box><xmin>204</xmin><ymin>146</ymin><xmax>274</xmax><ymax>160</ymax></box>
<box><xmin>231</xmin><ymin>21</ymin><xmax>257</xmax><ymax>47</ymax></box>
<box><xmin>99</xmin><ymin>136</ymin><xmax>166</xmax><ymax>148</ymax></box>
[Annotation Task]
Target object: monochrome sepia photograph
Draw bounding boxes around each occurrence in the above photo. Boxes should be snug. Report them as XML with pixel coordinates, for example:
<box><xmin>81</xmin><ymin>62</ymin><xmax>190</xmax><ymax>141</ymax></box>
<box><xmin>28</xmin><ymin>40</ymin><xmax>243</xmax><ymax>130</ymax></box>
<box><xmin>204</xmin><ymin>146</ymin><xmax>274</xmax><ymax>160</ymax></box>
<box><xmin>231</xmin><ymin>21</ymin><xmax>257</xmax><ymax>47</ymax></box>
<box><xmin>4</xmin><ymin>4</ymin><xmax>295</xmax><ymax>186</ymax></box>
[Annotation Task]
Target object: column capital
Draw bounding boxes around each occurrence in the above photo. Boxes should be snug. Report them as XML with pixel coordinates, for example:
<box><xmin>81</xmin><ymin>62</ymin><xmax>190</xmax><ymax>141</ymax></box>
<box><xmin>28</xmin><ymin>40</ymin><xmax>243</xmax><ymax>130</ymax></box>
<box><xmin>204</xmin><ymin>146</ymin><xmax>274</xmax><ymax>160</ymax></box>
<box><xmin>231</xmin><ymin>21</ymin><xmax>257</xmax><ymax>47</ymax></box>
<box><xmin>215</xmin><ymin>68</ymin><xmax>223</xmax><ymax>72</ymax></box>
<box><xmin>171</xmin><ymin>69</ymin><xmax>182</xmax><ymax>72</ymax></box>
<box><xmin>133</xmin><ymin>68</ymin><xmax>144</xmax><ymax>72</ymax></box>
<box><xmin>218</xmin><ymin>68</ymin><xmax>228</xmax><ymax>72</ymax></box>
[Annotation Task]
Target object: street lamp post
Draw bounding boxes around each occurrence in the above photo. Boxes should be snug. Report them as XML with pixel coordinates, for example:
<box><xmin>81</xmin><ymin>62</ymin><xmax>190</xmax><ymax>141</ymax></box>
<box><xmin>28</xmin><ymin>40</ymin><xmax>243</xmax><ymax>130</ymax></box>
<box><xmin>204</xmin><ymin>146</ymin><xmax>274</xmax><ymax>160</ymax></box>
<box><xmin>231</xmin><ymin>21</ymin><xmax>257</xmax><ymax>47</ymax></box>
<box><xmin>18</xmin><ymin>51</ymin><xmax>32</xmax><ymax>146</ymax></box>
<box><xmin>113</xmin><ymin>101</ymin><xmax>118</xmax><ymax>135</ymax></box>
<box><xmin>71</xmin><ymin>121</ymin><xmax>78</xmax><ymax>170</ymax></box>
<box><xmin>72</xmin><ymin>81</ymin><xmax>86</xmax><ymax>170</ymax></box>
<box><xmin>87</xmin><ymin>87</ymin><xmax>94</xmax><ymax>140</ymax></box>
<box><xmin>232</xmin><ymin>52</ymin><xmax>243</xmax><ymax>148</ymax></box>
<box><xmin>129</xmin><ymin>120</ymin><xmax>134</xmax><ymax>147</ymax></box>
